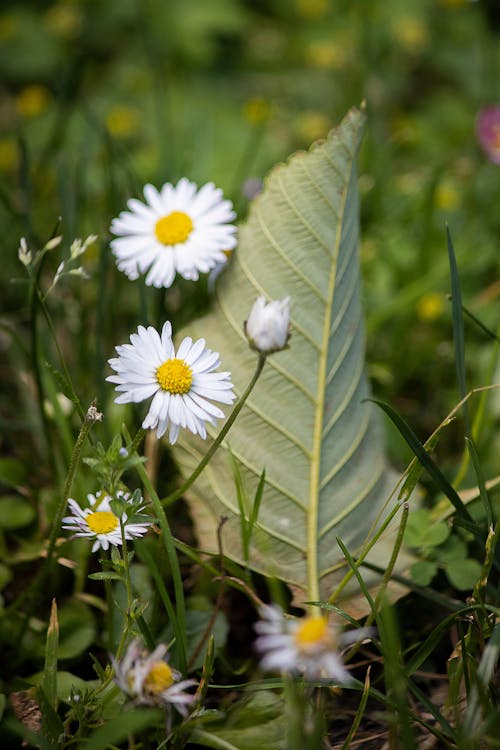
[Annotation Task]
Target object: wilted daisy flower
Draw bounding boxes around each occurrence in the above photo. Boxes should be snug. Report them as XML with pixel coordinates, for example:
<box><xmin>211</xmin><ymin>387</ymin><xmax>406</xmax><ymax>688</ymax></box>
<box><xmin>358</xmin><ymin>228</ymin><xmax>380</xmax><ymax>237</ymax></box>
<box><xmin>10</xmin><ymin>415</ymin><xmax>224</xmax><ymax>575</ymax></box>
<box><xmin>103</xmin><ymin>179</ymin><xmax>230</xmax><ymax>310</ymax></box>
<box><xmin>244</xmin><ymin>296</ymin><xmax>291</xmax><ymax>354</ymax></box>
<box><xmin>62</xmin><ymin>491</ymin><xmax>152</xmax><ymax>552</ymax></box>
<box><xmin>113</xmin><ymin>640</ymin><xmax>196</xmax><ymax>715</ymax></box>
<box><xmin>107</xmin><ymin>321</ymin><xmax>235</xmax><ymax>443</ymax></box>
<box><xmin>254</xmin><ymin>605</ymin><xmax>372</xmax><ymax>681</ymax></box>
<box><xmin>110</xmin><ymin>178</ymin><xmax>237</xmax><ymax>288</ymax></box>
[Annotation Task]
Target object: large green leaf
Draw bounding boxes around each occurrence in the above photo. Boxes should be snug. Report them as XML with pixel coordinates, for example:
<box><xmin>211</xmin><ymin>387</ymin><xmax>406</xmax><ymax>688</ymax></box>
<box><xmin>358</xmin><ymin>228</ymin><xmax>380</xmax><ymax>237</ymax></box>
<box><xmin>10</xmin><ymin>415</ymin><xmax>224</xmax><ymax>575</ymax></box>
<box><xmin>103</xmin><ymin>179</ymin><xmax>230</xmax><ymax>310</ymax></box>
<box><xmin>173</xmin><ymin>107</ymin><xmax>405</xmax><ymax>605</ymax></box>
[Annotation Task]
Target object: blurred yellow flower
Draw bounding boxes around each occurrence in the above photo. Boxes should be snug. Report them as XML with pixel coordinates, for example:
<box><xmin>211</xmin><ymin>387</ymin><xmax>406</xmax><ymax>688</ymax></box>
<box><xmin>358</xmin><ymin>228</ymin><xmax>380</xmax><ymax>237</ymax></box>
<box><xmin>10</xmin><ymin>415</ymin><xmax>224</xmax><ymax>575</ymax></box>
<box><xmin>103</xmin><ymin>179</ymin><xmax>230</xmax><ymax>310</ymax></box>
<box><xmin>105</xmin><ymin>106</ymin><xmax>141</xmax><ymax>138</ymax></box>
<box><xmin>0</xmin><ymin>138</ymin><xmax>18</xmax><ymax>172</ymax></box>
<box><xmin>391</xmin><ymin>114</ymin><xmax>421</xmax><ymax>146</ymax></box>
<box><xmin>392</xmin><ymin>17</ymin><xmax>428</xmax><ymax>53</ymax></box>
<box><xmin>242</xmin><ymin>98</ymin><xmax>271</xmax><ymax>125</ymax></box>
<box><xmin>435</xmin><ymin>182</ymin><xmax>460</xmax><ymax>211</ymax></box>
<box><xmin>0</xmin><ymin>13</ymin><xmax>18</xmax><ymax>41</ymax></box>
<box><xmin>416</xmin><ymin>293</ymin><xmax>445</xmax><ymax>322</ymax></box>
<box><xmin>296</xmin><ymin>0</ymin><xmax>328</xmax><ymax>19</ymax></box>
<box><xmin>307</xmin><ymin>40</ymin><xmax>348</xmax><ymax>70</ymax></box>
<box><xmin>16</xmin><ymin>85</ymin><xmax>51</xmax><ymax>118</ymax></box>
<box><xmin>44</xmin><ymin>3</ymin><xmax>83</xmax><ymax>38</ymax></box>
<box><xmin>296</xmin><ymin>111</ymin><xmax>330</xmax><ymax>143</ymax></box>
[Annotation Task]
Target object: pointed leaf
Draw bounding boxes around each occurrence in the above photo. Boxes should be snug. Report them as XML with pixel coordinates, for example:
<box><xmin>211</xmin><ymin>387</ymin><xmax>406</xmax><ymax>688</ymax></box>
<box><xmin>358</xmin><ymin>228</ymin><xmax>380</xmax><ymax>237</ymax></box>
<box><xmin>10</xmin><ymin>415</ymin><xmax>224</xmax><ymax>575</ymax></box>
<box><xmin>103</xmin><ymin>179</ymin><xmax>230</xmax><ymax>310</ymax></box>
<box><xmin>173</xmin><ymin>107</ymin><xmax>406</xmax><ymax>604</ymax></box>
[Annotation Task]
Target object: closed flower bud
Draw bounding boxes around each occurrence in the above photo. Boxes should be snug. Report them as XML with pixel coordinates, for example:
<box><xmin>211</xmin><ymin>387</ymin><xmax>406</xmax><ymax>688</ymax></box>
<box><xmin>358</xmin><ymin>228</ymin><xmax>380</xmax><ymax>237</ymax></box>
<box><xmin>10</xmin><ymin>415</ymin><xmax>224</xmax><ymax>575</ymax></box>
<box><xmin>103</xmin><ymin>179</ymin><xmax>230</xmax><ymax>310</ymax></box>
<box><xmin>244</xmin><ymin>296</ymin><xmax>291</xmax><ymax>354</ymax></box>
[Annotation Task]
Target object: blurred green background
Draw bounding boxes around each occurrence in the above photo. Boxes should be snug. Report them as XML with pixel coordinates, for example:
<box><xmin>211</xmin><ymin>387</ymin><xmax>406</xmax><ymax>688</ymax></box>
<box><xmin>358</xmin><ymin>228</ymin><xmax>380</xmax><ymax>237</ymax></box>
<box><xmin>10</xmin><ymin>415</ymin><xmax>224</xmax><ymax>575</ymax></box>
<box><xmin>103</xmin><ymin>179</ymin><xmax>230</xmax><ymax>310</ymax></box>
<box><xmin>2</xmin><ymin>0</ymin><xmax>500</xmax><ymax>480</ymax></box>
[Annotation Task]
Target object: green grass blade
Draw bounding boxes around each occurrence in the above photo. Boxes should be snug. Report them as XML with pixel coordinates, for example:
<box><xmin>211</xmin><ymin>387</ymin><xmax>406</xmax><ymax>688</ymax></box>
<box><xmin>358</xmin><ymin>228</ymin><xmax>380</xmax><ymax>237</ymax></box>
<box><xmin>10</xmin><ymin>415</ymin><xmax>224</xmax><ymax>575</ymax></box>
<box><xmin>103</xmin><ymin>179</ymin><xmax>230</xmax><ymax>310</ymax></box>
<box><xmin>42</xmin><ymin>599</ymin><xmax>58</xmax><ymax>711</ymax></box>
<box><xmin>370</xmin><ymin>398</ymin><xmax>475</xmax><ymax>527</ymax></box>
<box><xmin>447</xmin><ymin>226</ymin><xmax>471</xmax><ymax>436</ymax></box>
<box><xmin>379</xmin><ymin>603</ymin><xmax>418</xmax><ymax>750</ymax></box>
<box><xmin>465</xmin><ymin>436</ymin><xmax>494</xmax><ymax>527</ymax></box>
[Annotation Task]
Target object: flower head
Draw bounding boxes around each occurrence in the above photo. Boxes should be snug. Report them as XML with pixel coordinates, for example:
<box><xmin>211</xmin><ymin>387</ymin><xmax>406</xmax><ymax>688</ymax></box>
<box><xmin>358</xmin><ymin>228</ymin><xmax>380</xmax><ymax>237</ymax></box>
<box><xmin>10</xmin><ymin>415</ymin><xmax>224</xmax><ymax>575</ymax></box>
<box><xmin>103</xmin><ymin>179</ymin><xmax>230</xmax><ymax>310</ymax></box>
<box><xmin>476</xmin><ymin>106</ymin><xmax>500</xmax><ymax>165</ymax></box>
<box><xmin>244</xmin><ymin>296</ymin><xmax>291</xmax><ymax>354</ymax></box>
<box><xmin>107</xmin><ymin>321</ymin><xmax>235</xmax><ymax>443</ymax></box>
<box><xmin>110</xmin><ymin>178</ymin><xmax>237</xmax><ymax>288</ymax></box>
<box><xmin>254</xmin><ymin>605</ymin><xmax>372</xmax><ymax>681</ymax></box>
<box><xmin>113</xmin><ymin>640</ymin><xmax>196</xmax><ymax>715</ymax></box>
<box><xmin>62</xmin><ymin>491</ymin><xmax>152</xmax><ymax>552</ymax></box>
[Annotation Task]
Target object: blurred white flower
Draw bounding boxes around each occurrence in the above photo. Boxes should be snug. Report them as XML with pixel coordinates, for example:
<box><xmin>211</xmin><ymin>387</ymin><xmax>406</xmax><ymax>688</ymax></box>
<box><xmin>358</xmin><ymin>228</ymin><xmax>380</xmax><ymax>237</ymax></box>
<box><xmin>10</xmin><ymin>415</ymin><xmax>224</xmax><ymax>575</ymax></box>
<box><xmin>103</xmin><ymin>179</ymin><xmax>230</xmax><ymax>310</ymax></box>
<box><xmin>62</xmin><ymin>491</ymin><xmax>151</xmax><ymax>552</ymax></box>
<box><xmin>254</xmin><ymin>605</ymin><xmax>372</xmax><ymax>681</ymax></box>
<box><xmin>244</xmin><ymin>296</ymin><xmax>291</xmax><ymax>354</ymax></box>
<box><xmin>113</xmin><ymin>640</ymin><xmax>196</xmax><ymax>715</ymax></box>
<box><xmin>18</xmin><ymin>237</ymin><xmax>32</xmax><ymax>267</ymax></box>
<box><xmin>107</xmin><ymin>321</ymin><xmax>235</xmax><ymax>443</ymax></box>
<box><xmin>110</xmin><ymin>179</ymin><xmax>237</xmax><ymax>288</ymax></box>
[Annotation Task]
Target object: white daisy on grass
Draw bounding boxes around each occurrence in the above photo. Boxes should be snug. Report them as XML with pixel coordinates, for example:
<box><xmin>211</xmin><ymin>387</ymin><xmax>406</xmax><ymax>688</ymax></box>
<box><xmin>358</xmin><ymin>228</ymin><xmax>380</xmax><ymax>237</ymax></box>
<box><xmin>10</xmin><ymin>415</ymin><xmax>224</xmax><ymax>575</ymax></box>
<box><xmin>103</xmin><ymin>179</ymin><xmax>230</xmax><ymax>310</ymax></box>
<box><xmin>254</xmin><ymin>605</ymin><xmax>372</xmax><ymax>682</ymax></box>
<box><xmin>107</xmin><ymin>321</ymin><xmax>236</xmax><ymax>444</ymax></box>
<box><xmin>113</xmin><ymin>640</ymin><xmax>197</xmax><ymax>715</ymax></box>
<box><xmin>62</xmin><ymin>491</ymin><xmax>152</xmax><ymax>553</ymax></box>
<box><xmin>110</xmin><ymin>178</ymin><xmax>237</xmax><ymax>288</ymax></box>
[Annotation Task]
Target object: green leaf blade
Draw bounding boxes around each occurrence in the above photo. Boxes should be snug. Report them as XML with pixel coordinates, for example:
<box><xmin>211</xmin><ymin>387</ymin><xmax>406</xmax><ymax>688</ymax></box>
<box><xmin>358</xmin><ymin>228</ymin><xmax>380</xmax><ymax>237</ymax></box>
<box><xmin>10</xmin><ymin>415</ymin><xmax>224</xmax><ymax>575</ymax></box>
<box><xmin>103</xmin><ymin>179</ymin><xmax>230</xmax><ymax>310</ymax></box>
<box><xmin>174</xmin><ymin>108</ymin><xmax>404</xmax><ymax>604</ymax></box>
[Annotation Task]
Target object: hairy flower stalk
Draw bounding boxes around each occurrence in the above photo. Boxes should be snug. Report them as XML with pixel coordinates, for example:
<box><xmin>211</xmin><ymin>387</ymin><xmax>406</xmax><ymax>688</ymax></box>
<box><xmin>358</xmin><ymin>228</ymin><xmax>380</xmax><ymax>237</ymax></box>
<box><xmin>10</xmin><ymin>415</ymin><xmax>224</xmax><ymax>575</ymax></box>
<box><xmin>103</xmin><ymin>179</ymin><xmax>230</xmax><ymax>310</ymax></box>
<box><xmin>162</xmin><ymin>351</ymin><xmax>267</xmax><ymax>507</ymax></box>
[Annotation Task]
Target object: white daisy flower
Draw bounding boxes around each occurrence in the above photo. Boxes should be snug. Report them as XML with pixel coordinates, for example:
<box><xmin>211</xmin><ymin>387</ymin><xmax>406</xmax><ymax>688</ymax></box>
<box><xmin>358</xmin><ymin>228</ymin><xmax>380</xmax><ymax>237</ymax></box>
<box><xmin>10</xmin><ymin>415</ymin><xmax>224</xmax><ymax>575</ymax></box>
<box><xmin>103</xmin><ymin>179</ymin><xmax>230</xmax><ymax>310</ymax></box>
<box><xmin>107</xmin><ymin>321</ymin><xmax>236</xmax><ymax>444</ymax></box>
<box><xmin>110</xmin><ymin>178</ymin><xmax>237</xmax><ymax>288</ymax></box>
<box><xmin>62</xmin><ymin>491</ymin><xmax>152</xmax><ymax>553</ymax></box>
<box><xmin>113</xmin><ymin>640</ymin><xmax>197</xmax><ymax>715</ymax></box>
<box><xmin>254</xmin><ymin>605</ymin><xmax>372</xmax><ymax>682</ymax></box>
<box><xmin>244</xmin><ymin>296</ymin><xmax>291</xmax><ymax>354</ymax></box>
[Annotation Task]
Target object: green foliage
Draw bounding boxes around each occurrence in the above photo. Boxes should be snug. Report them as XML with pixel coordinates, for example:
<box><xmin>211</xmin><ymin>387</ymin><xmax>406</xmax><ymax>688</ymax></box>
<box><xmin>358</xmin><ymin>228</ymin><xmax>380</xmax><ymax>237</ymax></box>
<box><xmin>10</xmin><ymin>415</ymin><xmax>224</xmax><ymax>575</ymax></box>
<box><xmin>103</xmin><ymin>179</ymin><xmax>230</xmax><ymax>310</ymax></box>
<box><xmin>192</xmin><ymin>692</ymin><xmax>286</xmax><ymax>750</ymax></box>
<box><xmin>2</xmin><ymin>0</ymin><xmax>500</xmax><ymax>747</ymax></box>
<box><xmin>406</xmin><ymin>508</ymin><xmax>484</xmax><ymax>590</ymax></box>
<box><xmin>0</xmin><ymin>495</ymin><xmax>36</xmax><ymax>530</ymax></box>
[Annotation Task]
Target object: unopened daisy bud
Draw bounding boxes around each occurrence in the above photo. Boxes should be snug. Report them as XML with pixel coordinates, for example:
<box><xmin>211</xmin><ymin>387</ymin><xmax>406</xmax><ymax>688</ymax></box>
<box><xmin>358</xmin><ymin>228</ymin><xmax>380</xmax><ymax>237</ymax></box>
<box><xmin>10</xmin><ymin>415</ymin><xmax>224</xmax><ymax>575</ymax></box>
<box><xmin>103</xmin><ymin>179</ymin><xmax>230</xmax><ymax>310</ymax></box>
<box><xmin>244</xmin><ymin>296</ymin><xmax>291</xmax><ymax>354</ymax></box>
<box><xmin>18</xmin><ymin>237</ymin><xmax>32</xmax><ymax>267</ymax></box>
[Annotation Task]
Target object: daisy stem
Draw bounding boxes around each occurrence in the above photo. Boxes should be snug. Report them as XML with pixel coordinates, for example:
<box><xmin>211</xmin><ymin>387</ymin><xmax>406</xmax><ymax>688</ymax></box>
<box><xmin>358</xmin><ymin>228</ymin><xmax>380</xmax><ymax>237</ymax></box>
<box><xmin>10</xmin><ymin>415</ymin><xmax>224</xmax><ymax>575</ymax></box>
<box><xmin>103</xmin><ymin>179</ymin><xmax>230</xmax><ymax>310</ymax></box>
<box><xmin>119</xmin><ymin>521</ymin><xmax>134</xmax><ymax>614</ymax></box>
<box><xmin>129</xmin><ymin>426</ymin><xmax>146</xmax><ymax>455</ymax></box>
<box><xmin>45</xmin><ymin>403</ymin><xmax>101</xmax><ymax>568</ymax></box>
<box><xmin>122</xmin><ymin>426</ymin><xmax>188</xmax><ymax>673</ymax></box>
<box><xmin>162</xmin><ymin>353</ymin><xmax>267</xmax><ymax>508</ymax></box>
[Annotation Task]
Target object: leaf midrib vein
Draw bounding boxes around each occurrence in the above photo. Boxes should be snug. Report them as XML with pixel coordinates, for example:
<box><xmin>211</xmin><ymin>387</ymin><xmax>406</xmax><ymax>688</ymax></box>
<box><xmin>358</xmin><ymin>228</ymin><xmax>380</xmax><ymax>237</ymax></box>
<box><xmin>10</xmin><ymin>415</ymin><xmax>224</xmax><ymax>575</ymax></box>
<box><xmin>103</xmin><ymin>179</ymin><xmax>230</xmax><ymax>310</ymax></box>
<box><xmin>307</xmin><ymin>134</ymin><xmax>356</xmax><ymax>604</ymax></box>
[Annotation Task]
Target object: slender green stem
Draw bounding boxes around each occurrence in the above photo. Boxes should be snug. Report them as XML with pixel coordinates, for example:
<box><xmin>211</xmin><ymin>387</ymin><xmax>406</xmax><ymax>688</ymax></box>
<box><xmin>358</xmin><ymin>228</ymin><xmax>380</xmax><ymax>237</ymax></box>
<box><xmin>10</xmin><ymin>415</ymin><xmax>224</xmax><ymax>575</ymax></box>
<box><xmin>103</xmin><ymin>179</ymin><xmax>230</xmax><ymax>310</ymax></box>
<box><xmin>28</xmin><ymin>261</ymin><xmax>59</xmax><ymax>479</ymax></box>
<box><xmin>132</xmin><ymin>459</ymin><xmax>188</xmax><ymax>672</ymax></box>
<box><xmin>6</xmin><ymin>403</ymin><xmax>100</xmax><ymax>659</ymax></box>
<box><xmin>129</xmin><ymin>426</ymin><xmax>146</xmax><ymax>456</ymax></box>
<box><xmin>45</xmin><ymin>404</ymin><xmax>101</xmax><ymax>566</ymax></box>
<box><xmin>162</xmin><ymin>353</ymin><xmax>267</xmax><ymax>507</ymax></box>
<box><xmin>120</xmin><ymin>523</ymin><xmax>134</xmax><ymax>611</ymax></box>
<box><xmin>36</xmin><ymin>284</ymin><xmax>85</xmax><ymax>421</ymax></box>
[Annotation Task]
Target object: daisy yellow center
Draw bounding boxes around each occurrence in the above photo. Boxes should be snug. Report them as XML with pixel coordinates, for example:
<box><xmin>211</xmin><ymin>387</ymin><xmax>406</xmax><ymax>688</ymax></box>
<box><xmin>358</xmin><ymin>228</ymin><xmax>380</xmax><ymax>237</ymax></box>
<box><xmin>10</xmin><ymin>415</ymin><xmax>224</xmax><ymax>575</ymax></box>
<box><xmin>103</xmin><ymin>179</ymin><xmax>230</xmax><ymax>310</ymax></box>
<box><xmin>86</xmin><ymin>510</ymin><xmax>119</xmax><ymax>534</ymax></box>
<box><xmin>294</xmin><ymin>616</ymin><xmax>330</xmax><ymax>648</ymax></box>
<box><xmin>155</xmin><ymin>211</ymin><xmax>193</xmax><ymax>245</ymax></box>
<box><xmin>144</xmin><ymin>661</ymin><xmax>174</xmax><ymax>694</ymax></box>
<box><xmin>156</xmin><ymin>358</ymin><xmax>193</xmax><ymax>394</ymax></box>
